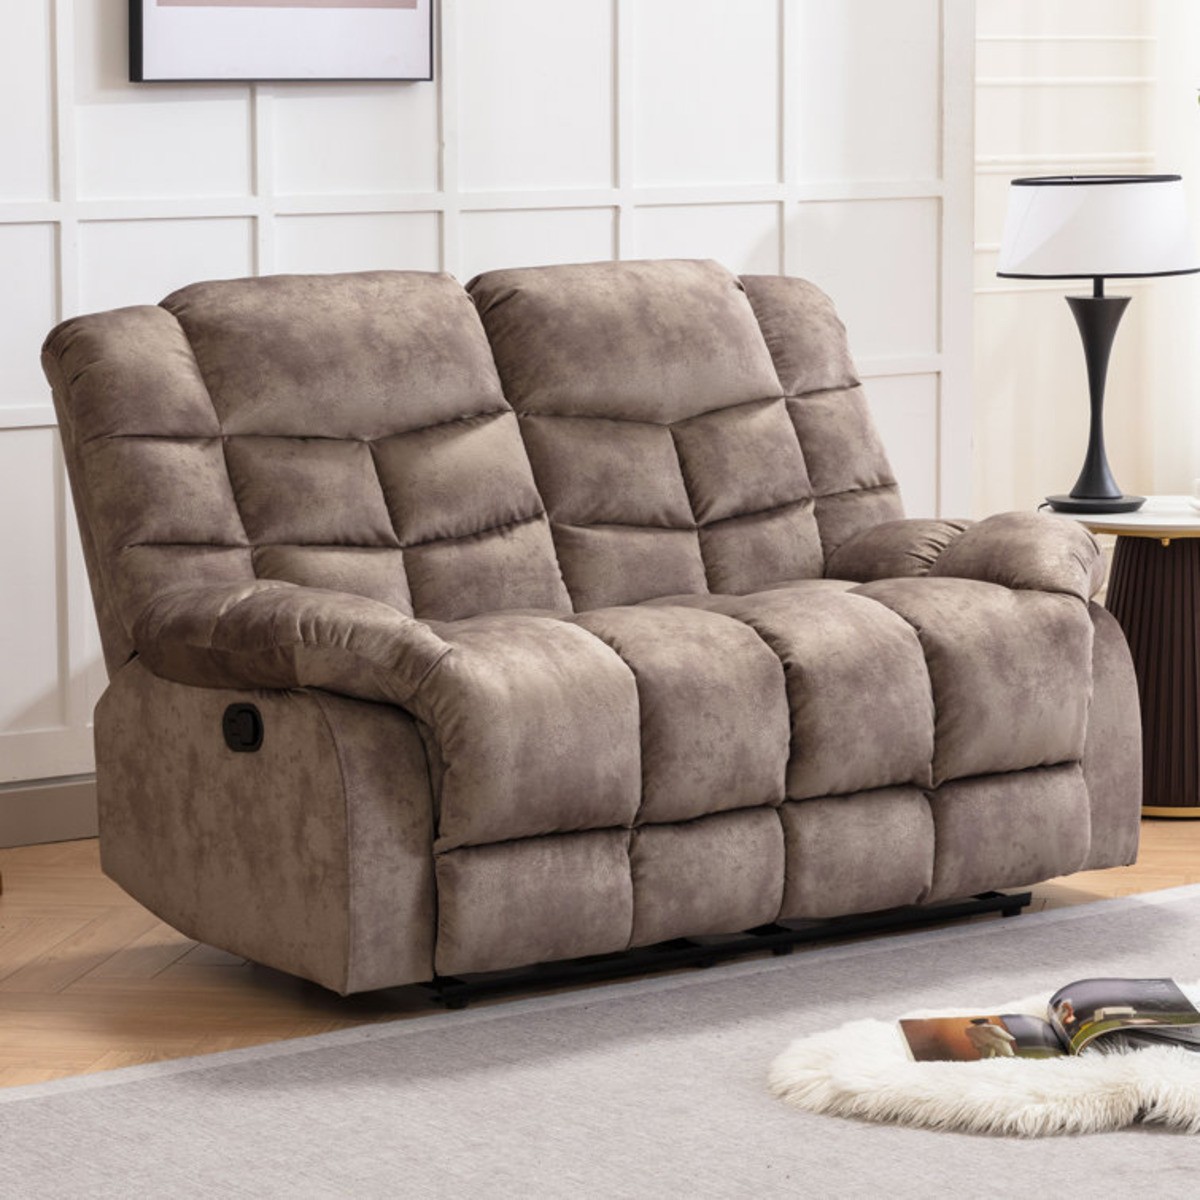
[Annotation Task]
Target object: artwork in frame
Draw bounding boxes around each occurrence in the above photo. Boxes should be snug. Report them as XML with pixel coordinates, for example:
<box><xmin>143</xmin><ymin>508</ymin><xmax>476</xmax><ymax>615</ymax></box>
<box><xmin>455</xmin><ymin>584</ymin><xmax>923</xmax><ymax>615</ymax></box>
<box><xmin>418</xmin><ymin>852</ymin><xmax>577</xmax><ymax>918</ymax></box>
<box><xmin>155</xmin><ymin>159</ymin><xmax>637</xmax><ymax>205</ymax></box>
<box><xmin>129</xmin><ymin>0</ymin><xmax>434</xmax><ymax>83</ymax></box>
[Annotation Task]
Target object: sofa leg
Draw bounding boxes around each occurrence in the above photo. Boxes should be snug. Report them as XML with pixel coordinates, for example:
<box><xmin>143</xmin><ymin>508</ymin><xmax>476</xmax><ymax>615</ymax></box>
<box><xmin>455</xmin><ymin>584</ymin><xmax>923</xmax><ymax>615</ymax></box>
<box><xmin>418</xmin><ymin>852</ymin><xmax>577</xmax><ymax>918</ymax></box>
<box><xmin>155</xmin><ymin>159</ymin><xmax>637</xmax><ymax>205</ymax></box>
<box><xmin>746</xmin><ymin>923</ymin><xmax>796</xmax><ymax>956</ymax></box>
<box><xmin>976</xmin><ymin>890</ymin><xmax>1029</xmax><ymax>918</ymax></box>
<box><xmin>426</xmin><ymin>976</ymin><xmax>472</xmax><ymax>1010</ymax></box>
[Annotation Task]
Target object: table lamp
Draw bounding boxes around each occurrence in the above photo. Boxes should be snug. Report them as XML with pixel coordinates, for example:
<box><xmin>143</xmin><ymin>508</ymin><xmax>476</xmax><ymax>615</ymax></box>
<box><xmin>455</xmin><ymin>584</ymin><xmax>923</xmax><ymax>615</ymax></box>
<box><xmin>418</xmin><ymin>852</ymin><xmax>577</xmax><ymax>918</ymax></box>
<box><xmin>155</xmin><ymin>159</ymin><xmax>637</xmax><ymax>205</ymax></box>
<box><xmin>997</xmin><ymin>174</ymin><xmax>1200</xmax><ymax>514</ymax></box>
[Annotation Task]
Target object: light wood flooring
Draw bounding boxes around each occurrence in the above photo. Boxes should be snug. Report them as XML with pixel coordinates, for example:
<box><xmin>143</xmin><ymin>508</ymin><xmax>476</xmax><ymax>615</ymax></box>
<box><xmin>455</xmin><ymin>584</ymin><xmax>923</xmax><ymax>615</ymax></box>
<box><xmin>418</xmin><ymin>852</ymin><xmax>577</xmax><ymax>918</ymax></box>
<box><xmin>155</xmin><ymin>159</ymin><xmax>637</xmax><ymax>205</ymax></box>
<box><xmin>2</xmin><ymin>822</ymin><xmax>1199</xmax><ymax>1089</ymax></box>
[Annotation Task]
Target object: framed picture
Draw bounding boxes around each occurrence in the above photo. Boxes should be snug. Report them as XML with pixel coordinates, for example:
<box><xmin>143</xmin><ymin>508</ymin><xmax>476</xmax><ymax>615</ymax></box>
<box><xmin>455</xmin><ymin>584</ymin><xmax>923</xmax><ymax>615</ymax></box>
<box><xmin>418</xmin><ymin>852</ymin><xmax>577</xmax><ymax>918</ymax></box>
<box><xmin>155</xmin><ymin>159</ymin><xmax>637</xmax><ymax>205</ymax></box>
<box><xmin>129</xmin><ymin>0</ymin><xmax>434</xmax><ymax>83</ymax></box>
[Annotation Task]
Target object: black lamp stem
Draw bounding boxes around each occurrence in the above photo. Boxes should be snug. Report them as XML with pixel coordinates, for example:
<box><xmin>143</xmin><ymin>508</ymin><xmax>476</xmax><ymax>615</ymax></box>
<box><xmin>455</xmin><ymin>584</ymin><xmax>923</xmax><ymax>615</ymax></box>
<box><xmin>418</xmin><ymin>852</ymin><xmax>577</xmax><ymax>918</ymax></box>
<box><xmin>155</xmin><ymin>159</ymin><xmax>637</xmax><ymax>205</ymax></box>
<box><xmin>1066</xmin><ymin>289</ymin><xmax>1127</xmax><ymax>499</ymax></box>
<box><xmin>1044</xmin><ymin>278</ymin><xmax>1144</xmax><ymax>514</ymax></box>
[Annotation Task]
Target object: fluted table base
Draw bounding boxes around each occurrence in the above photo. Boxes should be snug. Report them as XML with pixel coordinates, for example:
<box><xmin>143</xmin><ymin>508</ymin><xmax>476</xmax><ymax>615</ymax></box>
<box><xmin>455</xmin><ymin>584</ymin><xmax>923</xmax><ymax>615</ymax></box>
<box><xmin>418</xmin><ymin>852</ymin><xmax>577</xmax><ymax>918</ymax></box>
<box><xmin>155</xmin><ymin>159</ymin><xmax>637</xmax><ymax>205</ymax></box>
<box><xmin>1106</xmin><ymin>536</ymin><xmax>1200</xmax><ymax>816</ymax></box>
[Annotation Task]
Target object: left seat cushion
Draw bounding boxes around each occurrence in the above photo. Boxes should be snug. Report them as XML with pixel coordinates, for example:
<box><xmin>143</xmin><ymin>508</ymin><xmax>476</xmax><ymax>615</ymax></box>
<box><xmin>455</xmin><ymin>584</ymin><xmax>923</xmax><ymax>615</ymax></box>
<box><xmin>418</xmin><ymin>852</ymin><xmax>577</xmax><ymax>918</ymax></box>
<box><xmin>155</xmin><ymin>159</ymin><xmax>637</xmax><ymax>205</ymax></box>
<box><xmin>416</xmin><ymin>613</ymin><xmax>642</xmax><ymax>850</ymax></box>
<box><xmin>574</xmin><ymin>604</ymin><xmax>789</xmax><ymax>824</ymax></box>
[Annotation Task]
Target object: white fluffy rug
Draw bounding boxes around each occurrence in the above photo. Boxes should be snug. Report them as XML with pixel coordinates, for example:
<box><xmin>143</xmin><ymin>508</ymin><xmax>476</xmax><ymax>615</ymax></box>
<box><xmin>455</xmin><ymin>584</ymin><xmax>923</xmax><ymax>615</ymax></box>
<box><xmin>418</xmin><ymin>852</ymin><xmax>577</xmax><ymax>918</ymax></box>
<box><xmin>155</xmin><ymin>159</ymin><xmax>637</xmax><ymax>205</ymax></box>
<box><xmin>769</xmin><ymin>984</ymin><xmax>1200</xmax><ymax>1137</ymax></box>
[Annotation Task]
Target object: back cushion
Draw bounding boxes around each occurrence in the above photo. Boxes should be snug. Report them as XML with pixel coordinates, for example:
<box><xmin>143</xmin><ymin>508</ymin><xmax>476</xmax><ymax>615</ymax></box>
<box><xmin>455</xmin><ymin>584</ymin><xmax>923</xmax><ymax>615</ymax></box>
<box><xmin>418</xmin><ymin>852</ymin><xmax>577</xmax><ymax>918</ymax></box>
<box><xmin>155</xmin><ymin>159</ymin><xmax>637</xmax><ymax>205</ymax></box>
<box><xmin>47</xmin><ymin>272</ymin><xmax>571</xmax><ymax>659</ymax></box>
<box><xmin>469</xmin><ymin>259</ymin><xmax>899</xmax><ymax>609</ymax></box>
<box><xmin>168</xmin><ymin>273</ymin><xmax>571</xmax><ymax>622</ymax></box>
<box><xmin>740</xmin><ymin>274</ymin><xmax>901</xmax><ymax>555</ymax></box>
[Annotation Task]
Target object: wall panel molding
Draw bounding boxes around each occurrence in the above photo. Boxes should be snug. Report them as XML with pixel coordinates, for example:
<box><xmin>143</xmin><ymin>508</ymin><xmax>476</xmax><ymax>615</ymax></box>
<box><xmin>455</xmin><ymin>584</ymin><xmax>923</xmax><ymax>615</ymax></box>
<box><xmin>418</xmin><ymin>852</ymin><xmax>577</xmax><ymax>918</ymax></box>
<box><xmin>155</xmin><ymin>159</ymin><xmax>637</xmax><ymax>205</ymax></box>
<box><xmin>0</xmin><ymin>776</ymin><xmax>97</xmax><ymax>849</ymax></box>
<box><xmin>976</xmin><ymin>152</ymin><xmax>1153</xmax><ymax>174</ymax></box>
<box><xmin>976</xmin><ymin>35</ymin><xmax>1155</xmax><ymax>44</ymax></box>
<box><xmin>977</xmin><ymin>76</ymin><xmax>1152</xmax><ymax>87</ymax></box>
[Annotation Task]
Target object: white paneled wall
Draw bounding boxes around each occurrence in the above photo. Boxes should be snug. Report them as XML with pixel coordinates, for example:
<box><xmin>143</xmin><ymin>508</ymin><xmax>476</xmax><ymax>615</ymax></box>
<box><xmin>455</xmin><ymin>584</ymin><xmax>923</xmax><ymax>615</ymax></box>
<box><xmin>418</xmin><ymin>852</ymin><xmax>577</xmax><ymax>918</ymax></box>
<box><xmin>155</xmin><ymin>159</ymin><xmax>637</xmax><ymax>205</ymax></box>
<box><xmin>1149</xmin><ymin>0</ymin><xmax>1200</xmax><ymax>497</ymax></box>
<box><xmin>0</xmin><ymin>0</ymin><xmax>973</xmax><ymax>794</ymax></box>
<box><xmin>974</xmin><ymin>0</ymin><xmax>1157</xmax><ymax>516</ymax></box>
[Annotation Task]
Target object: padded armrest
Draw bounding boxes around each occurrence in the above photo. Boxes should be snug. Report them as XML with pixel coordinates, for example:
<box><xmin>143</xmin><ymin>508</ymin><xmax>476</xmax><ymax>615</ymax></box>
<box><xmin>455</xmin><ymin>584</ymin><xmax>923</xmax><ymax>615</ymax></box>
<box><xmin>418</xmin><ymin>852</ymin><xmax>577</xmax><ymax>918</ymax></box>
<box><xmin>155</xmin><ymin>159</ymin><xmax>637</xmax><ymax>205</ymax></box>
<box><xmin>929</xmin><ymin>512</ymin><xmax>1104</xmax><ymax>601</ymax></box>
<box><xmin>827</xmin><ymin>512</ymin><xmax>1104</xmax><ymax>602</ymax></box>
<box><xmin>825</xmin><ymin>518</ymin><xmax>970</xmax><ymax>583</ymax></box>
<box><xmin>133</xmin><ymin>581</ymin><xmax>451</xmax><ymax>706</ymax></box>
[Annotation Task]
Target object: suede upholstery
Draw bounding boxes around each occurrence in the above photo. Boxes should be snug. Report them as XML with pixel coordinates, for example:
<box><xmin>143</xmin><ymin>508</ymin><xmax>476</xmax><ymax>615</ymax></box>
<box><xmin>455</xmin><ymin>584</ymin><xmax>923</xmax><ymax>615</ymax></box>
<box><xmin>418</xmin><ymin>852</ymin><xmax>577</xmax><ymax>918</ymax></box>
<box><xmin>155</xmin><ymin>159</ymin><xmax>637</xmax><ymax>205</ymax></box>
<box><xmin>1080</xmin><ymin>604</ymin><xmax>1142</xmax><ymax>870</ymax></box>
<box><xmin>95</xmin><ymin>661</ymin><xmax>436</xmax><ymax>993</ymax></box>
<box><xmin>44</xmin><ymin>260</ymin><xmax>1141</xmax><ymax>993</ymax></box>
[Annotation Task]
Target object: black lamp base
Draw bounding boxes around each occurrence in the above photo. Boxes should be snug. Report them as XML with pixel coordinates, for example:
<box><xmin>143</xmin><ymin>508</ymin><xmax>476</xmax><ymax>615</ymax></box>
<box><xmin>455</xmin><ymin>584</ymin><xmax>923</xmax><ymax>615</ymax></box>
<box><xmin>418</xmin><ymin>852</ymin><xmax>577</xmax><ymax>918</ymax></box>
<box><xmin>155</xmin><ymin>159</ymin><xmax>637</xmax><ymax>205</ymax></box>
<box><xmin>1045</xmin><ymin>493</ymin><xmax>1145</xmax><ymax>515</ymax></box>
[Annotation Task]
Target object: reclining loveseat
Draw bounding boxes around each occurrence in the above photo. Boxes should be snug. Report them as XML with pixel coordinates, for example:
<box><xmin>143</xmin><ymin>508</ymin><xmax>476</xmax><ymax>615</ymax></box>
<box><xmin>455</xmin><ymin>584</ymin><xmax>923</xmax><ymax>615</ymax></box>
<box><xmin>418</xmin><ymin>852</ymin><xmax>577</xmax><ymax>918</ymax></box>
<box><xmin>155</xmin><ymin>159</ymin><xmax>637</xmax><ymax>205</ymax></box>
<box><xmin>42</xmin><ymin>259</ymin><xmax>1141</xmax><ymax>995</ymax></box>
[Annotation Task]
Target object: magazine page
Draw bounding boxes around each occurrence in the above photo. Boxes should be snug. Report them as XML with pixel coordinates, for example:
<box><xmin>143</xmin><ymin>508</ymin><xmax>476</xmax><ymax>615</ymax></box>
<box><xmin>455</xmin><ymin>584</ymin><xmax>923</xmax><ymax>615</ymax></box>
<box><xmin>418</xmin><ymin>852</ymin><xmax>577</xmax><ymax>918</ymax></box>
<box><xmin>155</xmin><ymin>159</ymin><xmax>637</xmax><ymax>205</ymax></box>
<box><xmin>1046</xmin><ymin>978</ymin><xmax>1200</xmax><ymax>1054</ymax></box>
<box><xmin>900</xmin><ymin>1014</ymin><xmax>1067</xmax><ymax>1062</ymax></box>
<box><xmin>1105</xmin><ymin>1027</ymin><xmax>1200</xmax><ymax>1052</ymax></box>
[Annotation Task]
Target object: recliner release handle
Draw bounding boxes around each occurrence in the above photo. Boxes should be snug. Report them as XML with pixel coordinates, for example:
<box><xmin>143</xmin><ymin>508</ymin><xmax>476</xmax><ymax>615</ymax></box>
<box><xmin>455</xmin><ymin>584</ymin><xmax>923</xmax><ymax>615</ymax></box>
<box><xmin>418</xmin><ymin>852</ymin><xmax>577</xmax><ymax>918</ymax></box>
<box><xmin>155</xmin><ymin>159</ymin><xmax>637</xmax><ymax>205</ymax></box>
<box><xmin>222</xmin><ymin>703</ymin><xmax>263</xmax><ymax>753</ymax></box>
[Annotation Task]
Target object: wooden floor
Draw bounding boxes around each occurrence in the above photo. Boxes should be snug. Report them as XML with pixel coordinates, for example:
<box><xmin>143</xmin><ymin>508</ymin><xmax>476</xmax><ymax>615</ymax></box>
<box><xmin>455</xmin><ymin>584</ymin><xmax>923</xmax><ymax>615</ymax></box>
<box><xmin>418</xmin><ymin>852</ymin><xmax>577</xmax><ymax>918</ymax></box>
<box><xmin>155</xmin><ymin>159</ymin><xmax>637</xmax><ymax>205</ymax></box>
<box><xmin>2</xmin><ymin>822</ymin><xmax>1199</xmax><ymax>1089</ymax></box>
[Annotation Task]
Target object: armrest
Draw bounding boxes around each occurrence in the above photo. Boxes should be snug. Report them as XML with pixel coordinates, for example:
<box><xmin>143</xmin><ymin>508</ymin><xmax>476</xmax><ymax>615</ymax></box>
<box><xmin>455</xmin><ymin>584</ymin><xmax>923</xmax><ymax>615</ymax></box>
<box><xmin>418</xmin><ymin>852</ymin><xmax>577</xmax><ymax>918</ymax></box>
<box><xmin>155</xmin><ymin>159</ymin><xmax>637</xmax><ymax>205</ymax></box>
<box><xmin>827</xmin><ymin>512</ymin><xmax>1104</xmax><ymax>602</ymax></box>
<box><xmin>133</xmin><ymin>581</ymin><xmax>451</xmax><ymax>706</ymax></box>
<box><xmin>825</xmin><ymin>518</ymin><xmax>971</xmax><ymax>582</ymax></box>
<box><xmin>928</xmin><ymin>511</ymin><xmax>1104</xmax><ymax>601</ymax></box>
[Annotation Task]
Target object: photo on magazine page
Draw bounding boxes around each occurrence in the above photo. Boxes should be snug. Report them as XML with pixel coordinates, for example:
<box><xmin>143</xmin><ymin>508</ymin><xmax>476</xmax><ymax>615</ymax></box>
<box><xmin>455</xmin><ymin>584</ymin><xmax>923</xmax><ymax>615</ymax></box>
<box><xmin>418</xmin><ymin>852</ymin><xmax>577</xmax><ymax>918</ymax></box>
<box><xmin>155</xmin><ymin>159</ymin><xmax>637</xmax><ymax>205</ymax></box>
<box><xmin>900</xmin><ymin>1013</ymin><xmax>1067</xmax><ymax>1063</ymax></box>
<box><xmin>1048</xmin><ymin>978</ymin><xmax>1200</xmax><ymax>1054</ymax></box>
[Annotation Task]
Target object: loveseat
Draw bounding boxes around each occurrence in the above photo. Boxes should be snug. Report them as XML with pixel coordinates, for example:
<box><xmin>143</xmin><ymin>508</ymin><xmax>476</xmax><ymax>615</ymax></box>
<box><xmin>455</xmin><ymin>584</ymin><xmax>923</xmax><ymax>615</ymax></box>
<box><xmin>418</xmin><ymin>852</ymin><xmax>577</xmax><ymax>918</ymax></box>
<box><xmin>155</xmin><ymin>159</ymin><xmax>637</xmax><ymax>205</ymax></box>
<box><xmin>42</xmin><ymin>259</ymin><xmax>1141</xmax><ymax>994</ymax></box>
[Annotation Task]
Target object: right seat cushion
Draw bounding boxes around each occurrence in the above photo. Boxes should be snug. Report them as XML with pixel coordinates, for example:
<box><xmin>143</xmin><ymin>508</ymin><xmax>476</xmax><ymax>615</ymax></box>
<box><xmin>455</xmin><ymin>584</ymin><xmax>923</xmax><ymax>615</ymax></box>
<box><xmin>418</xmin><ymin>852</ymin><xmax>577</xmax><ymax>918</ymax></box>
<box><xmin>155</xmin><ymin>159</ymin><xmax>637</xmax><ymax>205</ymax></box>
<box><xmin>678</xmin><ymin>587</ymin><xmax>935</xmax><ymax>799</ymax></box>
<box><xmin>852</xmin><ymin>577</ymin><xmax>1093</xmax><ymax>785</ymax></box>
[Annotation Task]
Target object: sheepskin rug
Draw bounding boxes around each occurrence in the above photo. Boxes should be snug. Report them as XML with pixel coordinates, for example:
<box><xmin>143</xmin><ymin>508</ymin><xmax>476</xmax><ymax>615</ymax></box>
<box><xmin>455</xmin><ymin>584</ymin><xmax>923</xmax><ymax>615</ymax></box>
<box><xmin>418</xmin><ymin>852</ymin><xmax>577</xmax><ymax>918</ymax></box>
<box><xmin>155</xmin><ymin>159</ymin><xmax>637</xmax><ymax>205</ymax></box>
<box><xmin>769</xmin><ymin>984</ymin><xmax>1200</xmax><ymax>1136</ymax></box>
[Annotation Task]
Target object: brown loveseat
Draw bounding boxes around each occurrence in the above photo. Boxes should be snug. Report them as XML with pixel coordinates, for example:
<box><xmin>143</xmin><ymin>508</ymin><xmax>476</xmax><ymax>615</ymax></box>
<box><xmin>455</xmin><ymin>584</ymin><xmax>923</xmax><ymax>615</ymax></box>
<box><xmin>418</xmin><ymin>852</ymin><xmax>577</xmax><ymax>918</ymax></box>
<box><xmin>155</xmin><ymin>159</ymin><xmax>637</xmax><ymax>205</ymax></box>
<box><xmin>42</xmin><ymin>260</ymin><xmax>1140</xmax><ymax>994</ymax></box>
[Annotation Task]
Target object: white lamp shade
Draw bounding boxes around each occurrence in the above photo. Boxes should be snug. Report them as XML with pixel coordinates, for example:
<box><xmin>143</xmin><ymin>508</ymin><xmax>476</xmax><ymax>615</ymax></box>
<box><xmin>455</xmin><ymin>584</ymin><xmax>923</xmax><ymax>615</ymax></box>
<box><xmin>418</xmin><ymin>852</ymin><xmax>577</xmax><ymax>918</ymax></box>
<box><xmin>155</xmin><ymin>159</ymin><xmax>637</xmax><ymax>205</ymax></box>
<box><xmin>996</xmin><ymin>174</ymin><xmax>1200</xmax><ymax>279</ymax></box>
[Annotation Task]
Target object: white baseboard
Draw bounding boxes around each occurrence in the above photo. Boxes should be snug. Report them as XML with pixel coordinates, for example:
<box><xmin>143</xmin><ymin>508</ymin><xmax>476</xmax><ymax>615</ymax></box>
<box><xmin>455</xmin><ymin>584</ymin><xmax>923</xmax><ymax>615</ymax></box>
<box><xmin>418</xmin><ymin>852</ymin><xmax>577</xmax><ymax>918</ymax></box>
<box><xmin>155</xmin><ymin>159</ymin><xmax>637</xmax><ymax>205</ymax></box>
<box><xmin>0</xmin><ymin>775</ymin><xmax>98</xmax><ymax>848</ymax></box>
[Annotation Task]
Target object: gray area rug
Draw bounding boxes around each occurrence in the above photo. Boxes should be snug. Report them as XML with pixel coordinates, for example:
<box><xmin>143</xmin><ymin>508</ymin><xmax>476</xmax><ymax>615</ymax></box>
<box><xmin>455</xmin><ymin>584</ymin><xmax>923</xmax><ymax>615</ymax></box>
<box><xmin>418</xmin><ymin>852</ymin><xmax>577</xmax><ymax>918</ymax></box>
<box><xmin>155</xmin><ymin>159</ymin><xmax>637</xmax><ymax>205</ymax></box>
<box><xmin>5</xmin><ymin>888</ymin><xmax>1200</xmax><ymax>1199</ymax></box>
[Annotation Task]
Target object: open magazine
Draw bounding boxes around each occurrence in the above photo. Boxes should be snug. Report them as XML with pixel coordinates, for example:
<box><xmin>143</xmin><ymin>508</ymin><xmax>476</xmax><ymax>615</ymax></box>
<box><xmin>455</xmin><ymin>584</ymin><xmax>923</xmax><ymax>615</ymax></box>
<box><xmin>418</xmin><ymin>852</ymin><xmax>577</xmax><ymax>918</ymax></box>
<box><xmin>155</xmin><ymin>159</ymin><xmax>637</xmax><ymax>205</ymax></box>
<box><xmin>900</xmin><ymin>978</ymin><xmax>1200</xmax><ymax>1062</ymax></box>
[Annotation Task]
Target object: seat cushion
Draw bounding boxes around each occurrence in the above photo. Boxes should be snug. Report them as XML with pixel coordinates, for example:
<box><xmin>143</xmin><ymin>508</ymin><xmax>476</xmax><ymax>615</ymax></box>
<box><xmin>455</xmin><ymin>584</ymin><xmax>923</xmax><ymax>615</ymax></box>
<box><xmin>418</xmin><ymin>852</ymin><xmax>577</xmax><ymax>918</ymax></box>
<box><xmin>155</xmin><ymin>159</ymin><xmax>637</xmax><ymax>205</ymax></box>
<box><xmin>575</xmin><ymin>605</ymin><xmax>789</xmax><ymax>824</ymax></box>
<box><xmin>413</xmin><ymin>576</ymin><xmax>1094</xmax><ymax>854</ymax></box>
<box><xmin>853</xmin><ymin>578</ymin><xmax>1093</xmax><ymax>785</ymax></box>
<box><xmin>692</xmin><ymin>587</ymin><xmax>935</xmax><ymax>799</ymax></box>
<box><xmin>417</xmin><ymin>613</ymin><xmax>641</xmax><ymax>851</ymax></box>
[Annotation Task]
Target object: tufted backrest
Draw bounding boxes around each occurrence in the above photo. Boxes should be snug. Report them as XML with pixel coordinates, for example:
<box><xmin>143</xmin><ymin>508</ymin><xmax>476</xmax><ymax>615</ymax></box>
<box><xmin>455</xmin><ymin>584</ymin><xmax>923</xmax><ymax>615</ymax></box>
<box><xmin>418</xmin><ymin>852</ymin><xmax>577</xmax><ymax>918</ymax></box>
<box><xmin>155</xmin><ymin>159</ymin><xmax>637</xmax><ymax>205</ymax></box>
<box><xmin>44</xmin><ymin>271</ymin><xmax>572</xmax><ymax>671</ymax></box>
<box><xmin>470</xmin><ymin>259</ymin><xmax>901</xmax><ymax>608</ymax></box>
<box><xmin>44</xmin><ymin>261</ymin><xmax>901</xmax><ymax>674</ymax></box>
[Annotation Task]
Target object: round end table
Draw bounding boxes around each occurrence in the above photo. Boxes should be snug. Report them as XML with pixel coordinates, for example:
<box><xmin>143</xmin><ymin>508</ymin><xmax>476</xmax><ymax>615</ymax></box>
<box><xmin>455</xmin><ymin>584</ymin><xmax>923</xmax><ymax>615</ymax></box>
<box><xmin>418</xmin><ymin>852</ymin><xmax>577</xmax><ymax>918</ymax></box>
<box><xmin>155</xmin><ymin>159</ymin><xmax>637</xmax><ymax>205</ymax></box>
<box><xmin>1071</xmin><ymin>495</ymin><xmax>1200</xmax><ymax>818</ymax></box>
